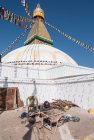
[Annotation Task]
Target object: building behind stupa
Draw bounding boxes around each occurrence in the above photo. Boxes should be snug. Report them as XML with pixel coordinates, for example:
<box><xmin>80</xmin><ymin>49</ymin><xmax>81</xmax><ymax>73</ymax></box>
<box><xmin>0</xmin><ymin>4</ymin><xmax>94</xmax><ymax>109</ymax></box>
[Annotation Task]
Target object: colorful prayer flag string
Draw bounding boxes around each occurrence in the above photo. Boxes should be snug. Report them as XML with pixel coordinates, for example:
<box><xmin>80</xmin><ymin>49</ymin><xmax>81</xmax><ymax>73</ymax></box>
<box><xmin>45</xmin><ymin>21</ymin><xmax>94</xmax><ymax>54</ymax></box>
<box><xmin>20</xmin><ymin>0</ymin><xmax>32</xmax><ymax>17</ymax></box>
<box><xmin>1</xmin><ymin>28</ymin><xmax>29</xmax><ymax>56</ymax></box>
<box><xmin>0</xmin><ymin>6</ymin><xmax>32</xmax><ymax>22</ymax></box>
<box><xmin>0</xmin><ymin>6</ymin><xmax>31</xmax><ymax>28</ymax></box>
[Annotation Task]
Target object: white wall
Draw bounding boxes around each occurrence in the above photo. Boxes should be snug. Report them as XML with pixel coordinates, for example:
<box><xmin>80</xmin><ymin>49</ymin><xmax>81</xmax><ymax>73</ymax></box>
<box><xmin>0</xmin><ymin>73</ymin><xmax>94</xmax><ymax>109</ymax></box>
<box><xmin>0</xmin><ymin>63</ymin><xmax>94</xmax><ymax>80</ymax></box>
<box><xmin>0</xmin><ymin>63</ymin><xmax>46</xmax><ymax>79</ymax></box>
<box><xmin>0</xmin><ymin>63</ymin><xmax>94</xmax><ymax>109</ymax></box>
<box><xmin>46</xmin><ymin>64</ymin><xmax>94</xmax><ymax>79</ymax></box>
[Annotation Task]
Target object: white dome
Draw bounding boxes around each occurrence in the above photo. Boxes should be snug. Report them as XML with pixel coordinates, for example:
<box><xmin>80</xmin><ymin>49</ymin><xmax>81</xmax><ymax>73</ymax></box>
<box><xmin>2</xmin><ymin>44</ymin><xmax>77</xmax><ymax>67</ymax></box>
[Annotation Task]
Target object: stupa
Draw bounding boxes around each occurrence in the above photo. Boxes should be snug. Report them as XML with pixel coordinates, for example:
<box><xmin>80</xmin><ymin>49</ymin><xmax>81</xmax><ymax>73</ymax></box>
<box><xmin>0</xmin><ymin>4</ymin><xmax>94</xmax><ymax>109</ymax></box>
<box><xmin>2</xmin><ymin>4</ymin><xmax>77</xmax><ymax>68</ymax></box>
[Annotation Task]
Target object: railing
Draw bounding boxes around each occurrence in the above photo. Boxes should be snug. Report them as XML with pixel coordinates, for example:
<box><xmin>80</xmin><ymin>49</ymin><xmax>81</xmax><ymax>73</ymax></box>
<box><xmin>0</xmin><ymin>63</ymin><xmax>94</xmax><ymax>80</ymax></box>
<box><xmin>0</xmin><ymin>63</ymin><xmax>46</xmax><ymax>79</ymax></box>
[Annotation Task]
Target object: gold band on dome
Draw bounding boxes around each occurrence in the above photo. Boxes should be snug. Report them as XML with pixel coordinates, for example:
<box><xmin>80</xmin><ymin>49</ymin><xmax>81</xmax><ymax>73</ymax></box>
<box><xmin>33</xmin><ymin>12</ymin><xmax>44</xmax><ymax>19</ymax></box>
<box><xmin>33</xmin><ymin>4</ymin><xmax>44</xmax><ymax>19</ymax></box>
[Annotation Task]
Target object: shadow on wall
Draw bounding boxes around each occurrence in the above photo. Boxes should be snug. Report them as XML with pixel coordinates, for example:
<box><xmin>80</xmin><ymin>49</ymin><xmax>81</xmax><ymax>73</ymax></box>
<box><xmin>32</xmin><ymin>80</ymin><xmax>37</xmax><ymax>96</ymax></box>
<box><xmin>26</xmin><ymin>66</ymin><xmax>28</xmax><ymax>78</ymax></box>
<box><xmin>0</xmin><ymin>63</ymin><xmax>2</xmax><ymax>77</ymax></box>
<box><xmin>3</xmin><ymin>77</ymin><xmax>8</xmax><ymax>87</ymax></box>
<box><xmin>14</xmin><ymin>65</ymin><xmax>17</xmax><ymax>78</ymax></box>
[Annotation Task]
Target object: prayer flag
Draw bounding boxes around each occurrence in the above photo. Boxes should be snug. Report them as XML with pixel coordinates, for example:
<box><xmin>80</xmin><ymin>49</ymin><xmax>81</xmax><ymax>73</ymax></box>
<box><xmin>1</xmin><ymin>8</ymin><xmax>4</xmax><ymax>19</ymax></box>
<box><xmin>21</xmin><ymin>0</ymin><xmax>26</xmax><ymax>7</ymax></box>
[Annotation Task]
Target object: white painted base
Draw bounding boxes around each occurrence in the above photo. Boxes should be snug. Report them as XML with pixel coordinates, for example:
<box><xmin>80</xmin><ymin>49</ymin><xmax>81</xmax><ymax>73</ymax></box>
<box><xmin>0</xmin><ymin>63</ymin><xmax>94</xmax><ymax>109</ymax></box>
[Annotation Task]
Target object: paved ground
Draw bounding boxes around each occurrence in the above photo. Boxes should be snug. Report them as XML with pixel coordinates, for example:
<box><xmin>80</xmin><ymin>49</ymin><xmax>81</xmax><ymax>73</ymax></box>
<box><xmin>0</xmin><ymin>107</ymin><xmax>94</xmax><ymax>140</ymax></box>
<box><xmin>65</xmin><ymin>107</ymin><xmax>94</xmax><ymax>140</ymax></box>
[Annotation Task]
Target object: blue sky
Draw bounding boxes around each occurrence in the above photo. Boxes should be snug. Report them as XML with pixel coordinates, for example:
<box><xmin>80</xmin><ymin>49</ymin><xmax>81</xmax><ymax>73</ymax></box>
<box><xmin>0</xmin><ymin>0</ymin><xmax>94</xmax><ymax>68</ymax></box>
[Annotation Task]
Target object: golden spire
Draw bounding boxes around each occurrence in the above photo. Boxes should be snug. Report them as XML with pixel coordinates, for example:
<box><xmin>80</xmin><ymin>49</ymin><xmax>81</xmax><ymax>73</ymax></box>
<box><xmin>33</xmin><ymin>3</ymin><xmax>44</xmax><ymax>19</ymax></box>
<box><xmin>24</xmin><ymin>4</ymin><xmax>53</xmax><ymax>46</ymax></box>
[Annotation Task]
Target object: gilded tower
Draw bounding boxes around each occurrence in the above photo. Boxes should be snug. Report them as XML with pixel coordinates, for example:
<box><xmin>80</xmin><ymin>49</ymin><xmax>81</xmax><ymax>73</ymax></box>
<box><xmin>24</xmin><ymin>4</ymin><xmax>53</xmax><ymax>46</ymax></box>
